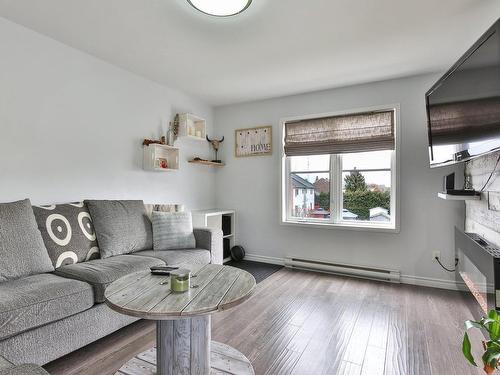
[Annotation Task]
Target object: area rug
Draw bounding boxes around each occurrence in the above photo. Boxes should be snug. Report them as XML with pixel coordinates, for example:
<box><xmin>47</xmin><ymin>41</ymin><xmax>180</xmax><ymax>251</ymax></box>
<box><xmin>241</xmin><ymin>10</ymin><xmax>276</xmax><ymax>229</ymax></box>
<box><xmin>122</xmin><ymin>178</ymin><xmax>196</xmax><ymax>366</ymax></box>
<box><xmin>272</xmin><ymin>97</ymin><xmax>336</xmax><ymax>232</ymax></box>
<box><xmin>226</xmin><ymin>260</ymin><xmax>283</xmax><ymax>283</ymax></box>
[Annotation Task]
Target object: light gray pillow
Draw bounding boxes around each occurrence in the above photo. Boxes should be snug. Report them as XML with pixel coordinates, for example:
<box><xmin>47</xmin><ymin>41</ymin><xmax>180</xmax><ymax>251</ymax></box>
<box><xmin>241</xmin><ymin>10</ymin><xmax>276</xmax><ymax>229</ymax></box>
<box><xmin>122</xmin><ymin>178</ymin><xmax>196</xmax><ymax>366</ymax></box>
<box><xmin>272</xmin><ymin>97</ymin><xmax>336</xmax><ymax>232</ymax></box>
<box><xmin>152</xmin><ymin>211</ymin><xmax>196</xmax><ymax>250</ymax></box>
<box><xmin>85</xmin><ymin>200</ymin><xmax>153</xmax><ymax>258</ymax></box>
<box><xmin>0</xmin><ymin>199</ymin><xmax>54</xmax><ymax>282</ymax></box>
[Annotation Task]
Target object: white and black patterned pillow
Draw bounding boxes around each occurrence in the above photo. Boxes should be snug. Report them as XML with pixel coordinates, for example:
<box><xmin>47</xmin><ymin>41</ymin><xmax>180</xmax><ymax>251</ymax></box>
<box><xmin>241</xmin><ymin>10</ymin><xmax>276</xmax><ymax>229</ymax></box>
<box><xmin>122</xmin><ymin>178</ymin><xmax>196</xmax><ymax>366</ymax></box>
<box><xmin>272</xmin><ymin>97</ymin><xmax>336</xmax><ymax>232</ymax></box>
<box><xmin>32</xmin><ymin>202</ymin><xmax>100</xmax><ymax>268</ymax></box>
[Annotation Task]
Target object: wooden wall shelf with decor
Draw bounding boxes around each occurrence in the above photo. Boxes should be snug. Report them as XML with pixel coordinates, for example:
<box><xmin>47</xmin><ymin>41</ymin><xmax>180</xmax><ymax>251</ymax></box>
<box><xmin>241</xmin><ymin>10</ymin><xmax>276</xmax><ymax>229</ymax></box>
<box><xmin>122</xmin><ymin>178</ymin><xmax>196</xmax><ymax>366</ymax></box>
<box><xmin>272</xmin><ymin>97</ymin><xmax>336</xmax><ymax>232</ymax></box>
<box><xmin>143</xmin><ymin>144</ymin><xmax>180</xmax><ymax>172</ymax></box>
<box><xmin>188</xmin><ymin>159</ymin><xmax>225</xmax><ymax>167</ymax></box>
<box><xmin>176</xmin><ymin>113</ymin><xmax>206</xmax><ymax>141</ymax></box>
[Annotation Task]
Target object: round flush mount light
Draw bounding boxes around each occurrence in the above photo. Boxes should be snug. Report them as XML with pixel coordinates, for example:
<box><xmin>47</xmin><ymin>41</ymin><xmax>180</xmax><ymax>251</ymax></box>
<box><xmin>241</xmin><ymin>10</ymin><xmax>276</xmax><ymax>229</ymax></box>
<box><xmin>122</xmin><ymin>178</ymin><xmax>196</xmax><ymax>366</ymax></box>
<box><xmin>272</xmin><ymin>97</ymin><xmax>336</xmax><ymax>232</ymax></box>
<box><xmin>187</xmin><ymin>0</ymin><xmax>252</xmax><ymax>17</ymax></box>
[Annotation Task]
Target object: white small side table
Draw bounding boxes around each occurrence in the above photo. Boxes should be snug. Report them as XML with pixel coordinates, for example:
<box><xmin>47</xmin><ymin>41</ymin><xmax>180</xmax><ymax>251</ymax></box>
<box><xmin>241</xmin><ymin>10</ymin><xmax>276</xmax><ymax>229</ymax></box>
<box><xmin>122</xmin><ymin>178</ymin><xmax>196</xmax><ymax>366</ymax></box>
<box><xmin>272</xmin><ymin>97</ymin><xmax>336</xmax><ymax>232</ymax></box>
<box><xmin>192</xmin><ymin>209</ymin><xmax>236</xmax><ymax>263</ymax></box>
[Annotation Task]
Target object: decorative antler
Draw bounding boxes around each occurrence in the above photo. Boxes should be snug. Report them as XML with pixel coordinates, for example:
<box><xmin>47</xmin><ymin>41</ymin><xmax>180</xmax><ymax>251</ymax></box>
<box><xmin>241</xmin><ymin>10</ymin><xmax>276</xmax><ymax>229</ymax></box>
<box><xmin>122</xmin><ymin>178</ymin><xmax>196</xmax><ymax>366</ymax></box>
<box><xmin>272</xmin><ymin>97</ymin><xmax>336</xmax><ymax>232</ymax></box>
<box><xmin>206</xmin><ymin>135</ymin><xmax>225</xmax><ymax>163</ymax></box>
<box><xmin>206</xmin><ymin>135</ymin><xmax>224</xmax><ymax>143</ymax></box>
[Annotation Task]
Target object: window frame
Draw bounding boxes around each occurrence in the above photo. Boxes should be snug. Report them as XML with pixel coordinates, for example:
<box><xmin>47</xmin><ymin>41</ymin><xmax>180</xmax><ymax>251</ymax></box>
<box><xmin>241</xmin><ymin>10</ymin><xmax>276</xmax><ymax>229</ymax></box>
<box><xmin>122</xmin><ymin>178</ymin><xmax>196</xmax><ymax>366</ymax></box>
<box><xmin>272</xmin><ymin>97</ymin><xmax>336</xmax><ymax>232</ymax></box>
<box><xmin>280</xmin><ymin>104</ymin><xmax>400</xmax><ymax>233</ymax></box>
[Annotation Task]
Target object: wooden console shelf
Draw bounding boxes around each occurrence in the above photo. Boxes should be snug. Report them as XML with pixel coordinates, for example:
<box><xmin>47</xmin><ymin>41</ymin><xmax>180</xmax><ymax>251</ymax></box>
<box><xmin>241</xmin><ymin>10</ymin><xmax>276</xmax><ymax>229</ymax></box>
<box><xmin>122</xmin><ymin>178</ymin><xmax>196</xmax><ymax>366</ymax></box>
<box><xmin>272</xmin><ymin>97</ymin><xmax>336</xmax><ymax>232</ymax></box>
<box><xmin>188</xmin><ymin>160</ymin><xmax>225</xmax><ymax>167</ymax></box>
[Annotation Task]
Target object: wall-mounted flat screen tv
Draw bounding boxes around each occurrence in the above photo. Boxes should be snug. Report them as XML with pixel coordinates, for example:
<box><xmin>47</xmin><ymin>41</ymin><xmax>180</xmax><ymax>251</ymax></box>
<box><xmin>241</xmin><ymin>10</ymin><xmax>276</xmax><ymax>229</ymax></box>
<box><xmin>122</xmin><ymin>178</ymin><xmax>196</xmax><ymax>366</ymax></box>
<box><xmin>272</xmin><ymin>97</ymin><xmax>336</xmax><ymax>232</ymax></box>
<box><xmin>426</xmin><ymin>18</ymin><xmax>500</xmax><ymax>167</ymax></box>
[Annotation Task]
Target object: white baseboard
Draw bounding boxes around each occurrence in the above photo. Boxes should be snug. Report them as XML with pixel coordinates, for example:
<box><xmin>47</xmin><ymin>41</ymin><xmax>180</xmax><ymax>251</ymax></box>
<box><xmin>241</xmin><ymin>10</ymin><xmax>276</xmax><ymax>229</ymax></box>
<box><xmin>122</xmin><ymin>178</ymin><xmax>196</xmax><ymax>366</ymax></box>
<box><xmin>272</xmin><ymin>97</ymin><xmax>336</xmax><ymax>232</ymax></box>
<box><xmin>243</xmin><ymin>253</ymin><xmax>467</xmax><ymax>291</ymax></box>
<box><xmin>400</xmin><ymin>274</ymin><xmax>467</xmax><ymax>291</ymax></box>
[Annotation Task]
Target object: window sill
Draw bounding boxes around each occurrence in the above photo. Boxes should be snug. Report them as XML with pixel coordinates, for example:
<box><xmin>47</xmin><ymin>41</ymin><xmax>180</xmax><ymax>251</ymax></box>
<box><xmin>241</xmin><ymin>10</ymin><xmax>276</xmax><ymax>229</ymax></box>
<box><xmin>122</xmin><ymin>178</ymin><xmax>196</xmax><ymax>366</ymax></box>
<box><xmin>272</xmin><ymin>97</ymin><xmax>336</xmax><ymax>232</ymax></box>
<box><xmin>281</xmin><ymin>219</ymin><xmax>399</xmax><ymax>233</ymax></box>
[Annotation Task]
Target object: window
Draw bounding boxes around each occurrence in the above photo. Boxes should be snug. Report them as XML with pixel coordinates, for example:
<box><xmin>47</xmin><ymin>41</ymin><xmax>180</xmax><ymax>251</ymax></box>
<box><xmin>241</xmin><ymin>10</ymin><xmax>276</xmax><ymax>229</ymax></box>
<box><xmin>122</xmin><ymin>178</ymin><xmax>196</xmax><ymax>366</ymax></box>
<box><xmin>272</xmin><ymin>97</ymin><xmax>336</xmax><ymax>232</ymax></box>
<box><xmin>281</xmin><ymin>107</ymin><xmax>398</xmax><ymax>231</ymax></box>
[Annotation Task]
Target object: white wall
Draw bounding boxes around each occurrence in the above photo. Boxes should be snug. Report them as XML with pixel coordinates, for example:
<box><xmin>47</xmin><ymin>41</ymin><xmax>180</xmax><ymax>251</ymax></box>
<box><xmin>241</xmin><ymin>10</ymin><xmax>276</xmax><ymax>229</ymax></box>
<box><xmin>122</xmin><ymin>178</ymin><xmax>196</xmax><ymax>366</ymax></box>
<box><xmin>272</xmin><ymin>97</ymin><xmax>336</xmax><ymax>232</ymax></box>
<box><xmin>0</xmin><ymin>16</ymin><xmax>469</xmax><ymax>287</ymax></box>
<box><xmin>0</xmin><ymin>17</ymin><xmax>215</xmax><ymax>210</ymax></box>
<box><xmin>214</xmin><ymin>74</ymin><xmax>466</xmax><ymax>288</ymax></box>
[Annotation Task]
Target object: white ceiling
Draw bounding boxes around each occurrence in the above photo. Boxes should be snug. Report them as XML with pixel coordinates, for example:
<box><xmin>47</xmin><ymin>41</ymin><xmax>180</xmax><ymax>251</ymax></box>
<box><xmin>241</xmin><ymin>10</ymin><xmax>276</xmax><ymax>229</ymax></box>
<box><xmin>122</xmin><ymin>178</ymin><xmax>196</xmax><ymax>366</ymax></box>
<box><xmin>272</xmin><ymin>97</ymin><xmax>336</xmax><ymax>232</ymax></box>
<box><xmin>0</xmin><ymin>0</ymin><xmax>499</xmax><ymax>106</ymax></box>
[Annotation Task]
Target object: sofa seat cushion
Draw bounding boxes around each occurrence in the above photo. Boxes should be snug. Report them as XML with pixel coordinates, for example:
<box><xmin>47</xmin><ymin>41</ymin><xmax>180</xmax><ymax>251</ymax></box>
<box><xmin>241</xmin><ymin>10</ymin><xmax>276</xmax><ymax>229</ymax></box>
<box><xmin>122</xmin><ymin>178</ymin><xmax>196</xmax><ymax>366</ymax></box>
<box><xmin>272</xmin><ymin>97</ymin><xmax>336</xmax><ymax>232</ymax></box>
<box><xmin>134</xmin><ymin>249</ymin><xmax>211</xmax><ymax>267</ymax></box>
<box><xmin>54</xmin><ymin>255</ymin><xmax>165</xmax><ymax>303</ymax></box>
<box><xmin>0</xmin><ymin>364</ymin><xmax>49</xmax><ymax>375</ymax></box>
<box><xmin>0</xmin><ymin>274</ymin><xmax>94</xmax><ymax>340</ymax></box>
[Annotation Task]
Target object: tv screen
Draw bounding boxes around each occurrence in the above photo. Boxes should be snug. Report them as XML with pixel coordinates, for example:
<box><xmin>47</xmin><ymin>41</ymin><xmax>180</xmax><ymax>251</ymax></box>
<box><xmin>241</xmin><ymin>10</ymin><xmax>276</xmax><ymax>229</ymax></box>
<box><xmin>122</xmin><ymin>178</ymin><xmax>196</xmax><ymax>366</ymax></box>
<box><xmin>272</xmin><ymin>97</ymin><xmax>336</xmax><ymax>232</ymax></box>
<box><xmin>427</xmin><ymin>19</ymin><xmax>500</xmax><ymax>167</ymax></box>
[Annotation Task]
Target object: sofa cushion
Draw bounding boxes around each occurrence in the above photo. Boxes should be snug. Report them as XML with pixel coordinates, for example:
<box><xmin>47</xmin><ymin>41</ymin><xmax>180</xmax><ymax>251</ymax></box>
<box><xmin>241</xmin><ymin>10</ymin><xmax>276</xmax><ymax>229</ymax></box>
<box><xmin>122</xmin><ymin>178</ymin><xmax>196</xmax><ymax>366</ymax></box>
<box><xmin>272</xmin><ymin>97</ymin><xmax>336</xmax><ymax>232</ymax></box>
<box><xmin>0</xmin><ymin>199</ymin><xmax>54</xmax><ymax>282</ymax></box>
<box><xmin>0</xmin><ymin>364</ymin><xmax>49</xmax><ymax>375</ymax></box>
<box><xmin>144</xmin><ymin>204</ymin><xmax>183</xmax><ymax>220</ymax></box>
<box><xmin>32</xmin><ymin>202</ymin><xmax>100</xmax><ymax>268</ymax></box>
<box><xmin>54</xmin><ymin>255</ymin><xmax>164</xmax><ymax>303</ymax></box>
<box><xmin>0</xmin><ymin>273</ymin><xmax>93</xmax><ymax>340</ymax></box>
<box><xmin>85</xmin><ymin>200</ymin><xmax>153</xmax><ymax>258</ymax></box>
<box><xmin>134</xmin><ymin>249</ymin><xmax>211</xmax><ymax>267</ymax></box>
<box><xmin>152</xmin><ymin>211</ymin><xmax>196</xmax><ymax>250</ymax></box>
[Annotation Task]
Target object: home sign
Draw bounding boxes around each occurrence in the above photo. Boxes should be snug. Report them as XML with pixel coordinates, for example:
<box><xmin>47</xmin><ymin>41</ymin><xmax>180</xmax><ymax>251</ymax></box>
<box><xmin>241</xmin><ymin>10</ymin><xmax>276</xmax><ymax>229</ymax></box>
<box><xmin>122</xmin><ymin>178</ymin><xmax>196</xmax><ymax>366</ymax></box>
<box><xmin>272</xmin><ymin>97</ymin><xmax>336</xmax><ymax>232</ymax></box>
<box><xmin>235</xmin><ymin>125</ymin><xmax>272</xmax><ymax>157</ymax></box>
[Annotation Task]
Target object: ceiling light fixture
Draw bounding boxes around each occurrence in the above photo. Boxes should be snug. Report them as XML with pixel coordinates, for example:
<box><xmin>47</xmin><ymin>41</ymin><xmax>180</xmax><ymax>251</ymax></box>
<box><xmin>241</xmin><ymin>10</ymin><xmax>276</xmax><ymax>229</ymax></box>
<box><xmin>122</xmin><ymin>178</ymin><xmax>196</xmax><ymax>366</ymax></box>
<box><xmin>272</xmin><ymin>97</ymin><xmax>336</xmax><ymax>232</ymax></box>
<box><xmin>187</xmin><ymin>0</ymin><xmax>252</xmax><ymax>17</ymax></box>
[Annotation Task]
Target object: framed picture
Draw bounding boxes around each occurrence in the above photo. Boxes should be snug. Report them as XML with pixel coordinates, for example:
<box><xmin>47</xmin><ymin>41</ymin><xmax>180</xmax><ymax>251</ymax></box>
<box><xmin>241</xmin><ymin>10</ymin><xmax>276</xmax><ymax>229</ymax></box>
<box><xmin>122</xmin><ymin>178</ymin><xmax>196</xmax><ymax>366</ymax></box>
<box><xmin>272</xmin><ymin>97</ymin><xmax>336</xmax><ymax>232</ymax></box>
<box><xmin>235</xmin><ymin>125</ymin><xmax>272</xmax><ymax>157</ymax></box>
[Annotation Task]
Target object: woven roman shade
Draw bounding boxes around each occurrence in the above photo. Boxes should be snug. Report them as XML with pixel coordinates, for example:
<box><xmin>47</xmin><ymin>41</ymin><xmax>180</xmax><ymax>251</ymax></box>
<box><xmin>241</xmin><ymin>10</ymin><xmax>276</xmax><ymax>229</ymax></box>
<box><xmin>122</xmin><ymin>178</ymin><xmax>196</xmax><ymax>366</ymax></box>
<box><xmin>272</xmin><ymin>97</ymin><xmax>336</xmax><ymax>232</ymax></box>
<box><xmin>284</xmin><ymin>110</ymin><xmax>395</xmax><ymax>156</ymax></box>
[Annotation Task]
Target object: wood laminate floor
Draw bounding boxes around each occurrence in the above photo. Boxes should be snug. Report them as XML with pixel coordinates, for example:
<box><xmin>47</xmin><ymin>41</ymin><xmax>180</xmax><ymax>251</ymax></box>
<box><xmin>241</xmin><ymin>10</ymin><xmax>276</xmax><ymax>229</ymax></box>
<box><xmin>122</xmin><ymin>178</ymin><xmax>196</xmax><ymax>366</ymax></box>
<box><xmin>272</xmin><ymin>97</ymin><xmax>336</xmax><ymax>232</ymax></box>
<box><xmin>45</xmin><ymin>268</ymin><xmax>485</xmax><ymax>375</ymax></box>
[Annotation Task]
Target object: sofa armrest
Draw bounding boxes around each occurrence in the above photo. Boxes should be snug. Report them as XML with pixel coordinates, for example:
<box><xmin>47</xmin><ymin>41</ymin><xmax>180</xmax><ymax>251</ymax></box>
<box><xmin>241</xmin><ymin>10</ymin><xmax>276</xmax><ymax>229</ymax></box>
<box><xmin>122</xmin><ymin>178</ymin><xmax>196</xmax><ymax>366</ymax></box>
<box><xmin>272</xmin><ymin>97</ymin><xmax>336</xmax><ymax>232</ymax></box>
<box><xmin>193</xmin><ymin>227</ymin><xmax>223</xmax><ymax>265</ymax></box>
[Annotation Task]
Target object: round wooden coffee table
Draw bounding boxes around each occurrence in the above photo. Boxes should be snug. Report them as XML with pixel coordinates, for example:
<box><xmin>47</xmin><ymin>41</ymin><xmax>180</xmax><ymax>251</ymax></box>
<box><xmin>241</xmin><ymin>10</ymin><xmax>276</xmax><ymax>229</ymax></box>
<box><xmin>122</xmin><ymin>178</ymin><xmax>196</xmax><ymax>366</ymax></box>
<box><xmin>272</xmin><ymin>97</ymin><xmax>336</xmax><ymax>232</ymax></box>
<box><xmin>105</xmin><ymin>264</ymin><xmax>256</xmax><ymax>375</ymax></box>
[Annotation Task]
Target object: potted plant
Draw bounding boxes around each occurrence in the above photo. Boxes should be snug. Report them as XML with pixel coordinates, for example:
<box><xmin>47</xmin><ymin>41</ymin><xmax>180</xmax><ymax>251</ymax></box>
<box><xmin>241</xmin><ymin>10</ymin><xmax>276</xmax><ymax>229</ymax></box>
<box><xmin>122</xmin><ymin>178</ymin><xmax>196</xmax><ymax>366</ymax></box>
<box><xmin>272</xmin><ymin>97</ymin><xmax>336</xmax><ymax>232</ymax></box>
<box><xmin>463</xmin><ymin>309</ymin><xmax>500</xmax><ymax>374</ymax></box>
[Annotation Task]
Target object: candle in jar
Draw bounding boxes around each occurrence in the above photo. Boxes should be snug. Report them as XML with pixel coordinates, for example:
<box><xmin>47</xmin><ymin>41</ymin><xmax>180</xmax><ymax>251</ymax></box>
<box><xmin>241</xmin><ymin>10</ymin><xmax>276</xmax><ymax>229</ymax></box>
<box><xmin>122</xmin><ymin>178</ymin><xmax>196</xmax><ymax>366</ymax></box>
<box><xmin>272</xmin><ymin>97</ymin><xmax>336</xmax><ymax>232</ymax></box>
<box><xmin>170</xmin><ymin>269</ymin><xmax>191</xmax><ymax>293</ymax></box>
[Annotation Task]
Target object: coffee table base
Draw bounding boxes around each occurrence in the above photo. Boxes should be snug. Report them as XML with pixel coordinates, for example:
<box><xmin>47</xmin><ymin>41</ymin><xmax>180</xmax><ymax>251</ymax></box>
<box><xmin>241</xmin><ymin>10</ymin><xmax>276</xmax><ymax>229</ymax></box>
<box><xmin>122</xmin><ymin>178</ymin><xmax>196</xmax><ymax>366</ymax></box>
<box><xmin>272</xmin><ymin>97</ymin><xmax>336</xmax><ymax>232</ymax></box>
<box><xmin>117</xmin><ymin>341</ymin><xmax>254</xmax><ymax>375</ymax></box>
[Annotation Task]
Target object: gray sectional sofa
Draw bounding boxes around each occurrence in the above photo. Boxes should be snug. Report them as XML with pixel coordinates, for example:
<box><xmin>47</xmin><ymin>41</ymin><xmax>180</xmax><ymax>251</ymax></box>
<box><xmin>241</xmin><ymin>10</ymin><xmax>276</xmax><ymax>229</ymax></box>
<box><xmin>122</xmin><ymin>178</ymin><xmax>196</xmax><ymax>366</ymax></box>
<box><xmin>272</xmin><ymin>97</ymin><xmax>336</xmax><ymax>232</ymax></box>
<box><xmin>0</xmin><ymin>200</ymin><xmax>222</xmax><ymax>366</ymax></box>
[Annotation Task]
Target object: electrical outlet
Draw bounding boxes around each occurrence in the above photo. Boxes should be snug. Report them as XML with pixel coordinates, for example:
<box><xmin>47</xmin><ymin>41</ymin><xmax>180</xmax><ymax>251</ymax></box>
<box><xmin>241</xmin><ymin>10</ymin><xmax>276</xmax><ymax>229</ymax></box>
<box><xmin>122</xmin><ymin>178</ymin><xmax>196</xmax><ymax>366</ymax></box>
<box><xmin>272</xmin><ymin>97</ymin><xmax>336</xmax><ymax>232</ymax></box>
<box><xmin>433</xmin><ymin>251</ymin><xmax>441</xmax><ymax>260</ymax></box>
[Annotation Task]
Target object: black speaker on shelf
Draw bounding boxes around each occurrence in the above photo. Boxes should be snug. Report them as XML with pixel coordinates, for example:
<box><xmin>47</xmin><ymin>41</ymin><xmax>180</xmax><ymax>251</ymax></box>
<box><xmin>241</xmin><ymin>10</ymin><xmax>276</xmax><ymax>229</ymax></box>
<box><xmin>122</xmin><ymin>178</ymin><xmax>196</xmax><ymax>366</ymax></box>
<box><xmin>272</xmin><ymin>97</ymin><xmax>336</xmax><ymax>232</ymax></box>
<box><xmin>443</xmin><ymin>172</ymin><xmax>455</xmax><ymax>191</ymax></box>
<box><xmin>230</xmin><ymin>246</ymin><xmax>245</xmax><ymax>262</ymax></box>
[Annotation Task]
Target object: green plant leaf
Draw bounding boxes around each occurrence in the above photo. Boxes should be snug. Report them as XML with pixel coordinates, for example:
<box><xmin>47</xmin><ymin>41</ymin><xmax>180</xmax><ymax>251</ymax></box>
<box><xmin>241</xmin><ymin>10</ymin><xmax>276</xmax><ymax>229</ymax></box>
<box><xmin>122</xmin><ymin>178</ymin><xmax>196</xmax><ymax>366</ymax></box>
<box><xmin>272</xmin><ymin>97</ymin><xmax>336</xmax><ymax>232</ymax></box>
<box><xmin>463</xmin><ymin>332</ymin><xmax>477</xmax><ymax>367</ymax></box>
<box><xmin>488</xmin><ymin>310</ymin><xmax>499</xmax><ymax>320</ymax></box>
<box><xmin>486</xmin><ymin>352</ymin><xmax>500</xmax><ymax>368</ymax></box>
<box><xmin>488</xmin><ymin>310</ymin><xmax>500</xmax><ymax>341</ymax></box>
<box><xmin>465</xmin><ymin>320</ymin><xmax>484</xmax><ymax>330</ymax></box>
<box><xmin>481</xmin><ymin>318</ymin><xmax>495</xmax><ymax>327</ymax></box>
<box><xmin>490</xmin><ymin>341</ymin><xmax>500</xmax><ymax>349</ymax></box>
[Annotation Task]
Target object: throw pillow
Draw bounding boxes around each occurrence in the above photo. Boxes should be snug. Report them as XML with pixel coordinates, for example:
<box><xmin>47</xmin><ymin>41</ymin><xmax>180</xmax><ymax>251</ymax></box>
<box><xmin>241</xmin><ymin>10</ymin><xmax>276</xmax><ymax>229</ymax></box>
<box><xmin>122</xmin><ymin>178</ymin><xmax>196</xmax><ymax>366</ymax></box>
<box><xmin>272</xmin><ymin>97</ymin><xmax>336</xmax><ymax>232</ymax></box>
<box><xmin>32</xmin><ymin>202</ymin><xmax>100</xmax><ymax>268</ymax></box>
<box><xmin>152</xmin><ymin>211</ymin><xmax>196</xmax><ymax>250</ymax></box>
<box><xmin>85</xmin><ymin>200</ymin><xmax>153</xmax><ymax>258</ymax></box>
<box><xmin>0</xmin><ymin>199</ymin><xmax>54</xmax><ymax>282</ymax></box>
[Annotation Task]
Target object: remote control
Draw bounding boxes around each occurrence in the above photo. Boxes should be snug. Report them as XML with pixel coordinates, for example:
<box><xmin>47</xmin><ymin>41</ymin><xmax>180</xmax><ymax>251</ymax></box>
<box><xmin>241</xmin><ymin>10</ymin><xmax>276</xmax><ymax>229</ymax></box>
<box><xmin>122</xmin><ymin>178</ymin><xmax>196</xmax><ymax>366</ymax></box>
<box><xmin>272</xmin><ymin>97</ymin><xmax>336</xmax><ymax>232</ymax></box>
<box><xmin>150</xmin><ymin>266</ymin><xmax>179</xmax><ymax>276</ymax></box>
<box><xmin>151</xmin><ymin>266</ymin><xmax>179</xmax><ymax>272</ymax></box>
<box><xmin>151</xmin><ymin>269</ymin><xmax>172</xmax><ymax>276</ymax></box>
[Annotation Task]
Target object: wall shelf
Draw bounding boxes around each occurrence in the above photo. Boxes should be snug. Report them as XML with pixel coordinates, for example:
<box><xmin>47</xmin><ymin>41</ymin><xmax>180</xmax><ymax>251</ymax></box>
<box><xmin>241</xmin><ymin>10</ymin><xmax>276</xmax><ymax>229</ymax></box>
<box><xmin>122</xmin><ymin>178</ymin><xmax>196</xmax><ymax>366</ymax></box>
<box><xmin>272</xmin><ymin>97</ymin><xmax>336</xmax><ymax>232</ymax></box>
<box><xmin>143</xmin><ymin>144</ymin><xmax>180</xmax><ymax>172</ymax></box>
<box><xmin>176</xmin><ymin>113</ymin><xmax>206</xmax><ymax>141</ymax></box>
<box><xmin>188</xmin><ymin>160</ymin><xmax>225</xmax><ymax>167</ymax></box>
<box><xmin>437</xmin><ymin>192</ymin><xmax>481</xmax><ymax>201</ymax></box>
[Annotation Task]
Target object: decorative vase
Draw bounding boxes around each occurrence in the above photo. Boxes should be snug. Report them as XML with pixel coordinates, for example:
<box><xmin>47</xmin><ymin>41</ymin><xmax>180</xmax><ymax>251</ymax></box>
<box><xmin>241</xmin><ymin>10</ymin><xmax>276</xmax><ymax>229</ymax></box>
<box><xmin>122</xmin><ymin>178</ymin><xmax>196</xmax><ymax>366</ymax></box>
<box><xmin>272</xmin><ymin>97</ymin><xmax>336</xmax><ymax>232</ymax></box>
<box><xmin>167</xmin><ymin>128</ymin><xmax>175</xmax><ymax>146</ymax></box>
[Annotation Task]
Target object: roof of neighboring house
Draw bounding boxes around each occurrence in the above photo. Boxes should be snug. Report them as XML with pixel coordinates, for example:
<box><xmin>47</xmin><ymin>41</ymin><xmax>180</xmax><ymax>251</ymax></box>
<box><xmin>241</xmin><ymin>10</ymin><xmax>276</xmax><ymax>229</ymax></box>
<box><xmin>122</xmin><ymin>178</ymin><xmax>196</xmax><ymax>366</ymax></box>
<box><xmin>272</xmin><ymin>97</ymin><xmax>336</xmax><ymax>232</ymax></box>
<box><xmin>291</xmin><ymin>174</ymin><xmax>316</xmax><ymax>189</ymax></box>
